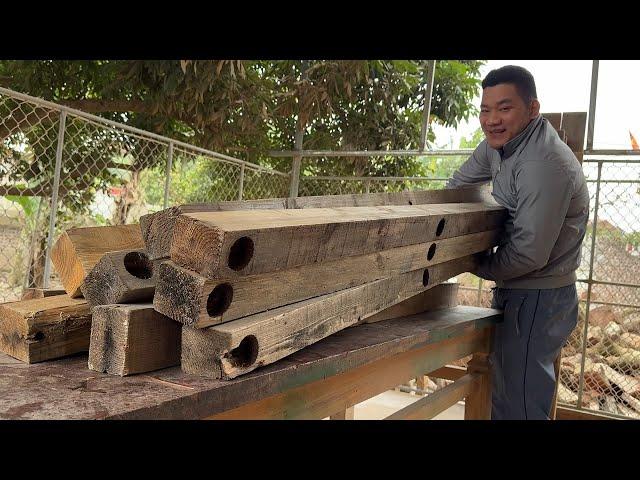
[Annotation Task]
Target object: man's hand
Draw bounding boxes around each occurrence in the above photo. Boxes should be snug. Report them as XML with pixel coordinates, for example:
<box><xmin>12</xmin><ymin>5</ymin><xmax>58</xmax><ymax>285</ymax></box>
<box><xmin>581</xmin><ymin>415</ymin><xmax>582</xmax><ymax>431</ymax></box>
<box><xmin>471</xmin><ymin>248</ymin><xmax>493</xmax><ymax>276</ymax></box>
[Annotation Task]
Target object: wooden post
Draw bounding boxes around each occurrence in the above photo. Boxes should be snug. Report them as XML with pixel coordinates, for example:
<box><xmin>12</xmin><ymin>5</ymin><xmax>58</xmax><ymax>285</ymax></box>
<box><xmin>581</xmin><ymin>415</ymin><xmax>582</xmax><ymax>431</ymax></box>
<box><xmin>330</xmin><ymin>406</ymin><xmax>355</xmax><ymax>420</ymax></box>
<box><xmin>464</xmin><ymin>328</ymin><xmax>493</xmax><ymax>419</ymax></box>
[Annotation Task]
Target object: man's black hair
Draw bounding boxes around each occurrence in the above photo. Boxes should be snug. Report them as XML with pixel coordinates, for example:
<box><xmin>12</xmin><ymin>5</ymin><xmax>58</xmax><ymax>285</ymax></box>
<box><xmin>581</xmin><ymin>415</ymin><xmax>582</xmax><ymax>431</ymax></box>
<box><xmin>482</xmin><ymin>65</ymin><xmax>538</xmax><ymax>104</ymax></box>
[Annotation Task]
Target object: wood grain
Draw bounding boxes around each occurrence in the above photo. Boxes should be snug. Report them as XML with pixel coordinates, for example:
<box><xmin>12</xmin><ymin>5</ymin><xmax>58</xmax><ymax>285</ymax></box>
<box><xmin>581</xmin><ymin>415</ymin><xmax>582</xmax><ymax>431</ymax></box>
<box><xmin>88</xmin><ymin>303</ymin><xmax>181</xmax><ymax>376</ymax></box>
<box><xmin>0</xmin><ymin>295</ymin><xmax>91</xmax><ymax>363</ymax></box>
<box><xmin>181</xmin><ymin>255</ymin><xmax>477</xmax><ymax>379</ymax></box>
<box><xmin>155</xmin><ymin>229</ymin><xmax>499</xmax><ymax>327</ymax></box>
<box><xmin>51</xmin><ymin>224</ymin><xmax>144</xmax><ymax>298</ymax></box>
<box><xmin>170</xmin><ymin>203</ymin><xmax>505</xmax><ymax>278</ymax></box>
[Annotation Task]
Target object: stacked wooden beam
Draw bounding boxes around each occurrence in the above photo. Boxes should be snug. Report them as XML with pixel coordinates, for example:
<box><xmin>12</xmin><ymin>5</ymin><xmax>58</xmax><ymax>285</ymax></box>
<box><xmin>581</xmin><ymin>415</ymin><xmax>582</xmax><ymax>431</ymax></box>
<box><xmin>0</xmin><ymin>187</ymin><xmax>505</xmax><ymax>381</ymax></box>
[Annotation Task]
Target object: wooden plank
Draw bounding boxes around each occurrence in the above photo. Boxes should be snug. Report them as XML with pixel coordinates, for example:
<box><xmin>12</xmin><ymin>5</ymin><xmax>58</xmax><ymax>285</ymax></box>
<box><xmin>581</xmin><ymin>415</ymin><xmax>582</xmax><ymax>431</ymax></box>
<box><xmin>291</xmin><ymin>185</ymin><xmax>493</xmax><ymax>209</ymax></box>
<box><xmin>21</xmin><ymin>288</ymin><xmax>66</xmax><ymax>301</ymax></box>
<box><xmin>181</xmin><ymin>255</ymin><xmax>477</xmax><ymax>379</ymax></box>
<box><xmin>426</xmin><ymin>364</ymin><xmax>467</xmax><ymax>381</ymax></box>
<box><xmin>560</xmin><ymin>112</ymin><xmax>587</xmax><ymax>154</ymax></box>
<box><xmin>384</xmin><ymin>373</ymin><xmax>477</xmax><ymax>420</ymax></box>
<box><xmin>542</xmin><ymin>112</ymin><xmax>562</xmax><ymax>131</ymax></box>
<box><xmin>80</xmin><ymin>249</ymin><xmax>162</xmax><ymax>308</ymax></box>
<box><xmin>51</xmin><ymin>224</ymin><xmax>144</xmax><ymax>298</ymax></box>
<box><xmin>88</xmin><ymin>303</ymin><xmax>181</xmax><ymax>376</ymax></box>
<box><xmin>329</xmin><ymin>406</ymin><xmax>354</xmax><ymax>420</ymax></box>
<box><xmin>0</xmin><ymin>295</ymin><xmax>90</xmax><ymax>363</ymax></box>
<box><xmin>363</xmin><ymin>283</ymin><xmax>458</xmax><ymax>324</ymax></box>
<box><xmin>0</xmin><ymin>306</ymin><xmax>500</xmax><ymax>419</ymax></box>
<box><xmin>170</xmin><ymin>203</ymin><xmax>505</xmax><ymax>279</ymax></box>
<box><xmin>208</xmin><ymin>328</ymin><xmax>488</xmax><ymax>419</ymax></box>
<box><xmin>140</xmin><ymin>199</ymin><xmax>289</xmax><ymax>260</ymax></box>
<box><xmin>155</xmin><ymin>230</ymin><xmax>499</xmax><ymax>328</ymax></box>
<box><xmin>555</xmin><ymin>405</ymin><xmax>622</xmax><ymax>421</ymax></box>
<box><xmin>463</xmin><ymin>352</ymin><xmax>492</xmax><ymax>419</ymax></box>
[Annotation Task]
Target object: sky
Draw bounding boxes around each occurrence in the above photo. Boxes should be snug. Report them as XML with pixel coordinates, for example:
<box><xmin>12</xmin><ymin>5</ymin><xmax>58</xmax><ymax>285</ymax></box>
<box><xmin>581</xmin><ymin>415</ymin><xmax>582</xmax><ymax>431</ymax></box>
<box><xmin>433</xmin><ymin>60</ymin><xmax>640</xmax><ymax>151</ymax></box>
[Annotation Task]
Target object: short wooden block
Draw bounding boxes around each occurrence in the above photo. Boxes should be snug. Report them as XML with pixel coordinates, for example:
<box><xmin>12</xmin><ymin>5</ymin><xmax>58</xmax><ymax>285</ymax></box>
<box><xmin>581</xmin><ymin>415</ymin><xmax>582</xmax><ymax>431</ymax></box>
<box><xmin>0</xmin><ymin>295</ymin><xmax>91</xmax><ymax>363</ymax></box>
<box><xmin>88</xmin><ymin>303</ymin><xmax>181</xmax><ymax>376</ymax></box>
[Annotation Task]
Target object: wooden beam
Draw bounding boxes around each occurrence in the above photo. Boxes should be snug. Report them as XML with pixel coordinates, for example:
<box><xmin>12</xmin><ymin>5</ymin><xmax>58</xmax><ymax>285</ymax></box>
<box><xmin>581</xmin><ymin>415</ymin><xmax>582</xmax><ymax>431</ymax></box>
<box><xmin>542</xmin><ymin>112</ymin><xmax>562</xmax><ymax>131</ymax></box>
<box><xmin>140</xmin><ymin>199</ymin><xmax>289</xmax><ymax>260</ymax></box>
<box><xmin>154</xmin><ymin>230</ymin><xmax>498</xmax><ymax>328</ymax></box>
<box><xmin>21</xmin><ymin>288</ymin><xmax>66</xmax><ymax>301</ymax></box>
<box><xmin>363</xmin><ymin>283</ymin><xmax>458</xmax><ymax>324</ymax></box>
<box><xmin>560</xmin><ymin>112</ymin><xmax>587</xmax><ymax>154</ymax></box>
<box><xmin>181</xmin><ymin>256</ymin><xmax>477</xmax><ymax>379</ymax></box>
<box><xmin>170</xmin><ymin>203</ymin><xmax>505</xmax><ymax>279</ymax></box>
<box><xmin>80</xmin><ymin>249</ymin><xmax>162</xmax><ymax>308</ymax></box>
<box><xmin>0</xmin><ymin>295</ymin><xmax>90</xmax><ymax>363</ymax></box>
<box><xmin>88</xmin><ymin>303</ymin><xmax>181</xmax><ymax>376</ymax></box>
<box><xmin>463</xmin><ymin>352</ymin><xmax>492</xmax><ymax>420</ymax></box>
<box><xmin>290</xmin><ymin>186</ymin><xmax>493</xmax><ymax>209</ymax></box>
<box><xmin>51</xmin><ymin>224</ymin><xmax>144</xmax><ymax>298</ymax></box>
<box><xmin>140</xmin><ymin>186</ymin><xmax>494</xmax><ymax>260</ymax></box>
<box><xmin>384</xmin><ymin>373</ymin><xmax>477</xmax><ymax>420</ymax></box>
<box><xmin>426</xmin><ymin>364</ymin><xmax>467</xmax><ymax>381</ymax></box>
<box><xmin>329</xmin><ymin>406</ymin><xmax>355</xmax><ymax>420</ymax></box>
<box><xmin>207</xmin><ymin>328</ymin><xmax>488</xmax><ymax>419</ymax></box>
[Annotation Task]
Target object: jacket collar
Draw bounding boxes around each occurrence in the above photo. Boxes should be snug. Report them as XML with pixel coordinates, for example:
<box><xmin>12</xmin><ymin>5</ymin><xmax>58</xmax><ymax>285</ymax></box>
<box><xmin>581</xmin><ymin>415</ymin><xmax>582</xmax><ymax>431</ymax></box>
<box><xmin>497</xmin><ymin>114</ymin><xmax>543</xmax><ymax>159</ymax></box>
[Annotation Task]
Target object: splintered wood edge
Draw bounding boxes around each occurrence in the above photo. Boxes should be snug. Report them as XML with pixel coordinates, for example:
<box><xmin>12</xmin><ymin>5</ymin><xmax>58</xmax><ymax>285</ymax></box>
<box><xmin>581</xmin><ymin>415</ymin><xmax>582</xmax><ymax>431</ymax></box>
<box><xmin>51</xmin><ymin>232</ymin><xmax>85</xmax><ymax>298</ymax></box>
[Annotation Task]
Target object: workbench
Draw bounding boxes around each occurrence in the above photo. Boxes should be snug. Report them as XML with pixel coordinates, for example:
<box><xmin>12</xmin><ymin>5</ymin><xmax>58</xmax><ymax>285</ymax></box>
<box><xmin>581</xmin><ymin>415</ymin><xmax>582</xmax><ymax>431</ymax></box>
<box><xmin>0</xmin><ymin>306</ymin><xmax>501</xmax><ymax>420</ymax></box>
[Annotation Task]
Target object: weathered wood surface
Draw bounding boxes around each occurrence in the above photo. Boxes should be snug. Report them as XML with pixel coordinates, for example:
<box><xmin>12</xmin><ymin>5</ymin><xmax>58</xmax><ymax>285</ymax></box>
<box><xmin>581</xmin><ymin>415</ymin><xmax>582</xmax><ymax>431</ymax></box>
<box><xmin>140</xmin><ymin>199</ymin><xmax>289</xmax><ymax>260</ymax></box>
<box><xmin>140</xmin><ymin>186</ymin><xmax>494</xmax><ymax>260</ymax></box>
<box><xmin>80</xmin><ymin>249</ymin><xmax>162</xmax><ymax>307</ymax></box>
<box><xmin>363</xmin><ymin>282</ymin><xmax>458</xmax><ymax>324</ymax></box>
<box><xmin>51</xmin><ymin>224</ymin><xmax>144</xmax><ymax>298</ymax></box>
<box><xmin>0</xmin><ymin>305</ymin><xmax>500</xmax><ymax>419</ymax></box>
<box><xmin>209</xmin><ymin>326</ymin><xmax>493</xmax><ymax>420</ymax></box>
<box><xmin>170</xmin><ymin>203</ymin><xmax>505</xmax><ymax>279</ymax></box>
<box><xmin>155</xmin><ymin>229</ymin><xmax>499</xmax><ymax>327</ymax></box>
<box><xmin>0</xmin><ymin>295</ymin><xmax>91</xmax><ymax>363</ymax></box>
<box><xmin>181</xmin><ymin>255</ymin><xmax>477</xmax><ymax>379</ymax></box>
<box><xmin>88</xmin><ymin>304</ymin><xmax>181</xmax><ymax>376</ymax></box>
<box><xmin>21</xmin><ymin>288</ymin><xmax>66</xmax><ymax>301</ymax></box>
<box><xmin>384</xmin><ymin>373</ymin><xmax>477</xmax><ymax>420</ymax></box>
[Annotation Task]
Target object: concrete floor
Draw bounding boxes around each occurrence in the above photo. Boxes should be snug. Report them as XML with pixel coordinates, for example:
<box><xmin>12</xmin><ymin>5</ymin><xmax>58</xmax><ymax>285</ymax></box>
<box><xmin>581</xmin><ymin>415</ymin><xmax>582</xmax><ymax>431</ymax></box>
<box><xmin>351</xmin><ymin>389</ymin><xmax>465</xmax><ymax>420</ymax></box>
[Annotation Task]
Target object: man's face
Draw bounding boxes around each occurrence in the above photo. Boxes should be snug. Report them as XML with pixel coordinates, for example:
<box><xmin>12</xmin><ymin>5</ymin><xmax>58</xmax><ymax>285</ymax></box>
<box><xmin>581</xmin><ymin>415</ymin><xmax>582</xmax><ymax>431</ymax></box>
<box><xmin>479</xmin><ymin>83</ymin><xmax>540</xmax><ymax>149</ymax></box>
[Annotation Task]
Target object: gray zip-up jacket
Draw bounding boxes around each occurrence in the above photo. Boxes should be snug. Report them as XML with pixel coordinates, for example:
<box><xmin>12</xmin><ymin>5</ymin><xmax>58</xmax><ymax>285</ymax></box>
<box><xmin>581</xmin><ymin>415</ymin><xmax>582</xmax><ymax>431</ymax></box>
<box><xmin>447</xmin><ymin>115</ymin><xmax>590</xmax><ymax>289</ymax></box>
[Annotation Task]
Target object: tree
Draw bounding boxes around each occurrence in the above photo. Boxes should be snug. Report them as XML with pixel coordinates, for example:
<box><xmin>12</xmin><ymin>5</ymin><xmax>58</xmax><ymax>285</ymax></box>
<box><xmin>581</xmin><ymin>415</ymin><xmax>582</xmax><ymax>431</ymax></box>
<box><xmin>0</xmin><ymin>60</ymin><xmax>484</xmax><ymax>287</ymax></box>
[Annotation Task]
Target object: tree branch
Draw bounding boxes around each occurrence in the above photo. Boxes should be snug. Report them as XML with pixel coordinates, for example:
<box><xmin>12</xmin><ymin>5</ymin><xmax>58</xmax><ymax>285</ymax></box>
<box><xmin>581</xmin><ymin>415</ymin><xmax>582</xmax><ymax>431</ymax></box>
<box><xmin>59</xmin><ymin>99</ymin><xmax>151</xmax><ymax>114</ymax></box>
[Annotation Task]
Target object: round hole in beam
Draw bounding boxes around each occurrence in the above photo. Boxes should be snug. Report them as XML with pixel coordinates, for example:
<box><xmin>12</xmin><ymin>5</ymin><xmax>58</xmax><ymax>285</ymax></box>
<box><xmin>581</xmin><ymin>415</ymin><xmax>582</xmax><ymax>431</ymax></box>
<box><xmin>34</xmin><ymin>331</ymin><xmax>45</xmax><ymax>342</ymax></box>
<box><xmin>427</xmin><ymin>243</ymin><xmax>437</xmax><ymax>261</ymax></box>
<box><xmin>206</xmin><ymin>283</ymin><xmax>234</xmax><ymax>317</ymax></box>
<box><xmin>408</xmin><ymin>201</ymin><xmax>413</xmax><ymax>205</ymax></box>
<box><xmin>227</xmin><ymin>335</ymin><xmax>259</xmax><ymax>368</ymax></box>
<box><xmin>228</xmin><ymin>236</ymin><xmax>254</xmax><ymax>271</ymax></box>
<box><xmin>436</xmin><ymin>218</ymin><xmax>446</xmax><ymax>237</ymax></box>
<box><xmin>123</xmin><ymin>252</ymin><xmax>153</xmax><ymax>279</ymax></box>
<box><xmin>422</xmin><ymin>269</ymin><xmax>430</xmax><ymax>287</ymax></box>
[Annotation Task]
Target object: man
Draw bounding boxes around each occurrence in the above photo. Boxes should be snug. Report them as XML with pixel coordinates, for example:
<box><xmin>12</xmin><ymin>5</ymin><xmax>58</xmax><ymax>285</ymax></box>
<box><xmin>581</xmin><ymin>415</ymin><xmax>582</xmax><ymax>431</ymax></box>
<box><xmin>447</xmin><ymin>65</ymin><xmax>590</xmax><ymax>420</ymax></box>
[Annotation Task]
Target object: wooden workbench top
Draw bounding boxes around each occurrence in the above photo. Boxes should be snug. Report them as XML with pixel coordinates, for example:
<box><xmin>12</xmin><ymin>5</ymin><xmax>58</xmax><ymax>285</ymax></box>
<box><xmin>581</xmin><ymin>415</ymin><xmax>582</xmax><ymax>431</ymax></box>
<box><xmin>0</xmin><ymin>306</ymin><xmax>501</xmax><ymax>420</ymax></box>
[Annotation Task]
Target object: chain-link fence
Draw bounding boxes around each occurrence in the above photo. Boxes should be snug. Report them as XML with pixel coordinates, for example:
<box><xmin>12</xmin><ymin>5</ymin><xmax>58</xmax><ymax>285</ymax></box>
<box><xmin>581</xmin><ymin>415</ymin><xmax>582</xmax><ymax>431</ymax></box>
<box><xmin>297</xmin><ymin>157</ymin><xmax>640</xmax><ymax>419</ymax></box>
<box><xmin>2</xmin><ymin>85</ymin><xmax>638</xmax><ymax>419</ymax></box>
<box><xmin>0</xmin><ymin>87</ymin><xmax>289</xmax><ymax>301</ymax></box>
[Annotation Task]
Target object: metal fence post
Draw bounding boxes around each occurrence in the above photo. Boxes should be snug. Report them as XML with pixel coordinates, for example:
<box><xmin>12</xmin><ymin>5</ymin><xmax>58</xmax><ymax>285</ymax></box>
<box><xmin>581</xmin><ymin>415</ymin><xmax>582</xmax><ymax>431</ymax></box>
<box><xmin>586</xmin><ymin>60</ymin><xmax>599</xmax><ymax>151</ymax></box>
<box><xmin>289</xmin><ymin>130</ymin><xmax>303</xmax><ymax>198</ymax></box>
<box><xmin>238</xmin><ymin>163</ymin><xmax>245</xmax><ymax>201</ymax></box>
<box><xmin>576</xmin><ymin>160</ymin><xmax>603</xmax><ymax>409</ymax></box>
<box><xmin>42</xmin><ymin>111</ymin><xmax>67</xmax><ymax>288</ymax></box>
<box><xmin>476</xmin><ymin>278</ymin><xmax>484</xmax><ymax>307</ymax></box>
<box><xmin>163</xmin><ymin>142</ymin><xmax>174</xmax><ymax>209</ymax></box>
<box><xmin>419</xmin><ymin>60</ymin><xmax>436</xmax><ymax>152</ymax></box>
